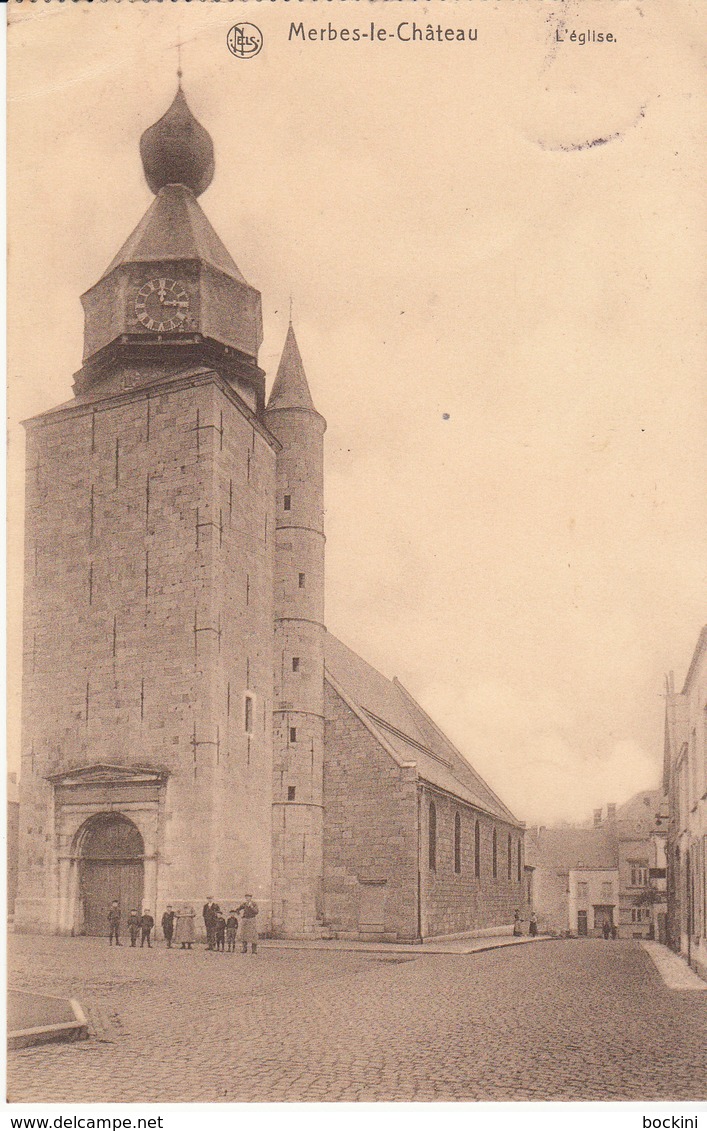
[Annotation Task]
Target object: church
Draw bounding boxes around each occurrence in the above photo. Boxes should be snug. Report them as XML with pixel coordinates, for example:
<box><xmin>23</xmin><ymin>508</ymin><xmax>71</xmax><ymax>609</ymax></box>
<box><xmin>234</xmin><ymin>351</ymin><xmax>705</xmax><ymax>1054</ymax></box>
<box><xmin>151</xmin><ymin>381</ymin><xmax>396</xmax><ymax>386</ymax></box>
<box><xmin>15</xmin><ymin>86</ymin><xmax>525</xmax><ymax>942</ymax></box>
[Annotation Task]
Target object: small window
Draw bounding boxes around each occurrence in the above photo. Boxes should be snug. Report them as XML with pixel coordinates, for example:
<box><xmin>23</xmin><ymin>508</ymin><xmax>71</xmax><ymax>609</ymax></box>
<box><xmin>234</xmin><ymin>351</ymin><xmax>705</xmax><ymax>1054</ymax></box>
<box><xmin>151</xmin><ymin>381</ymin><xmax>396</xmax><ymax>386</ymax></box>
<box><xmin>292</xmin><ymin>657</ymin><xmax>300</xmax><ymax>672</ymax></box>
<box><xmin>287</xmin><ymin>786</ymin><xmax>296</xmax><ymax>801</ymax></box>
<box><xmin>454</xmin><ymin>812</ymin><xmax>462</xmax><ymax>874</ymax></box>
<box><xmin>428</xmin><ymin>802</ymin><xmax>437</xmax><ymax>871</ymax></box>
<box><xmin>284</xmin><ymin>495</ymin><xmax>291</xmax><ymax>511</ymax></box>
<box><xmin>244</xmin><ymin>695</ymin><xmax>254</xmax><ymax>734</ymax></box>
<box><xmin>474</xmin><ymin>820</ymin><xmax>481</xmax><ymax>878</ymax></box>
<box><xmin>492</xmin><ymin>827</ymin><xmax>498</xmax><ymax>879</ymax></box>
<box><xmin>630</xmin><ymin>862</ymin><xmax>648</xmax><ymax>887</ymax></box>
<box><xmin>507</xmin><ymin>833</ymin><xmax>512</xmax><ymax>880</ymax></box>
<box><xmin>517</xmin><ymin>838</ymin><xmax>522</xmax><ymax>883</ymax></box>
<box><xmin>289</xmin><ymin>726</ymin><xmax>297</xmax><ymax>743</ymax></box>
<box><xmin>298</xmin><ymin>573</ymin><xmax>306</xmax><ymax>589</ymax></box>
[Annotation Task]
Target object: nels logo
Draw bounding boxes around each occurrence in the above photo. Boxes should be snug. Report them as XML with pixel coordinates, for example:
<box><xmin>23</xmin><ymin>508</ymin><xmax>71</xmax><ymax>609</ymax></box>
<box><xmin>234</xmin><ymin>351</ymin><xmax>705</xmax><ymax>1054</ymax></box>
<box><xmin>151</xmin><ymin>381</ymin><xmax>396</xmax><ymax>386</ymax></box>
<box><xmin>227</xmin><ymin>24</ymin><xmax>264</xmax><ymax>60</ymax></box>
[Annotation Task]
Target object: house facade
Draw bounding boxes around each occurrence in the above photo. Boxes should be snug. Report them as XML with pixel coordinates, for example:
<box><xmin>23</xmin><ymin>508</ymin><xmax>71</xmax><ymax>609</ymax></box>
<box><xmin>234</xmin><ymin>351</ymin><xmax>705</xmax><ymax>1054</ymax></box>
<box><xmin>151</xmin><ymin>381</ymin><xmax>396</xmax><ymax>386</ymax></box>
<box><xmin>527</xmin><ymin>791</ymin><xmax>668</xmax><ymax>940</ymax></box>
<box><xmin>568</xmin><ymin>868</ymin><xmax>619</xmax><ymax>937</ymax></box>
<box><xmin>665</xmin><ymin>626</ymin><xmax>707</xmax><ymax>978</ymax></box>
<box><xmin>615</xmin><ymin>790</ymin><xmax>668</xmax><ymax>942</ymax></box>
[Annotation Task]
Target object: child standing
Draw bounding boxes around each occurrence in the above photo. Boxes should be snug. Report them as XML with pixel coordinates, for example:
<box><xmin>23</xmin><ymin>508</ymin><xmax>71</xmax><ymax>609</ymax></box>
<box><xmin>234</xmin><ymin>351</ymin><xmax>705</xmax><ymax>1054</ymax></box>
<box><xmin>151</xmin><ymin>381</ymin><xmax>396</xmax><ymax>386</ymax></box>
<box><xmin>140</xmin><ymin>910</ymin><xmax>155</xmax><ymax>948</ymax></box>
<box><xmin>161</xmin><ymin>906</ymin><xmax>176</xmax><ymax>948</ymax></box>
<box><xmin>215</xmin><ymin>912</ymin><xmax>226</xmax><ymax>952</ymax></box>
<box><xmin>226</xmin><ymin>911</ymin><xmax>239</xmax><ymax>952</ymax></box>
<box><xmin>127</xmin><ymin>908</ymin><xmax>141</xmax><ymax>947</ymax></box>
<box><xmin>107</xmin><ymin>901</ymin><xmax>122</xmax><ymax>946</ymax></box>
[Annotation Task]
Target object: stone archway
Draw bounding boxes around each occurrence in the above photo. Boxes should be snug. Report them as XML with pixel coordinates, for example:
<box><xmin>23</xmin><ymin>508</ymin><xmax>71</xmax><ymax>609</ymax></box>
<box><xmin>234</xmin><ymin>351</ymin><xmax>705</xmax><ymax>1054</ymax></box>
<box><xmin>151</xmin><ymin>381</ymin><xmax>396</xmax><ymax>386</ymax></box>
<box><xmin>77</xmin><ymin>813</ymin><xmax>145</xmax><ymax>936</ymax></box>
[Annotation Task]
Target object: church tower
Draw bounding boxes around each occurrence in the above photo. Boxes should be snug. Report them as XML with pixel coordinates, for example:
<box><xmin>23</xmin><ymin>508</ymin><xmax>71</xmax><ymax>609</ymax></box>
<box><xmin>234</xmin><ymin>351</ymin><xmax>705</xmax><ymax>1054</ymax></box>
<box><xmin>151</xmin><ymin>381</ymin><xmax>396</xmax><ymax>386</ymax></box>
<box><xmin>265</xmin><ymin>326</ymin><xmax>327</xmax><ymax>936</ymax></box>
<box><xmin>16</xmin><ymin>87</ymin><xmax>277</xmax><ymax>935</ymax></box>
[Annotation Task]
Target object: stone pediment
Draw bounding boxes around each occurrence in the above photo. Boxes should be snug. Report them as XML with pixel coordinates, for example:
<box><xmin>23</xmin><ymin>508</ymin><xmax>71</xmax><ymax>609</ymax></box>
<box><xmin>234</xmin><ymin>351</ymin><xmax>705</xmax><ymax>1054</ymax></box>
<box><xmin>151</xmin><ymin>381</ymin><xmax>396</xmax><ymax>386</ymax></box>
<box><xmin>47</xmin><ymin>764</ymin><xmax>168</xmax><ymax>787</ymax></box>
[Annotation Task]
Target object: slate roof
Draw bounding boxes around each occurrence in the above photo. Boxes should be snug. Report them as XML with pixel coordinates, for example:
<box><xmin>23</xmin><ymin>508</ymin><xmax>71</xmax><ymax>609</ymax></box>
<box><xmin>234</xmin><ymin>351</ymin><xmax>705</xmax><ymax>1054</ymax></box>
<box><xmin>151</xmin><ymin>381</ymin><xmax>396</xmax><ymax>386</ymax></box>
<box><xmin>324</xmin><ymin>632</ymin><xmax>521</xmax><ymax>826</ymax></box>
<box><xmin>682</xmin><ymin>624</ymin><xmax>707</xmax><ymax>694</ymax></box>
<box><xmin>524</xmin><ymin>826</ymin><xmax>617</xmax><ymax>871</ymax></box>
<box><xmin>99</xmin><ymin>184</ymin><xmax>246</xmax><ymax>284</ymax></box>
<box><xmin>266</xmin><ymin>324</ymin><xmax>315</xmax><ymax>412</ymax></box>
<box><xmin>615</xmin><ymin>788</ymin><xmax>669</xmax><ymax>838</ymax></box>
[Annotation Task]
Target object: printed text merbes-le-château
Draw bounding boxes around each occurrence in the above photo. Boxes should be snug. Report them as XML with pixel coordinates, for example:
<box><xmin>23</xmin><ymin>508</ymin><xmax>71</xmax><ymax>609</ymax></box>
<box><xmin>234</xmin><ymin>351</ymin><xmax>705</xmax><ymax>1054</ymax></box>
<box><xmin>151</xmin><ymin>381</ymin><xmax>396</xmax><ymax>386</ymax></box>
<box><xmin>288</xmin><ymin>22</ymin><xmax>479</xmax><ymax>43</ymax></box>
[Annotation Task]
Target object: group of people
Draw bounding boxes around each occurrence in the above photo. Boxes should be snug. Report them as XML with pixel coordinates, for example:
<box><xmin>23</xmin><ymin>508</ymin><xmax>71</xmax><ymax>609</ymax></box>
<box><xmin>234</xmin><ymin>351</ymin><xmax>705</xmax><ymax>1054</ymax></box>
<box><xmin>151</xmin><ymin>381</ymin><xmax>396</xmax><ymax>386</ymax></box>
<box><xmin>106</xmin><ymin>894</ymin><xmax>259</xmax><ymax>953</ymax></box>
<box><xmin>513</xmin><ymin>909</ymin><xmax>539</xmax><ymax>936</ymax></box>
<box><xmin>202</xmin><ymin>896</ymin><xmax>259</xmax><ymax>954</ymax></box>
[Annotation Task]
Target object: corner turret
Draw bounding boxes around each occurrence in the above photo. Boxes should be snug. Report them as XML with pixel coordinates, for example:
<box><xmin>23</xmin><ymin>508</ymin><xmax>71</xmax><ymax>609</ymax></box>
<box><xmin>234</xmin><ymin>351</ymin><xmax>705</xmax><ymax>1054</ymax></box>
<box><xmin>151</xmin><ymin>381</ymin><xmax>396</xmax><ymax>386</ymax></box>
<box><xmin>264</xmin><ymin>324</ymin><xmax>327</xmax><ymax>937</ymax></box>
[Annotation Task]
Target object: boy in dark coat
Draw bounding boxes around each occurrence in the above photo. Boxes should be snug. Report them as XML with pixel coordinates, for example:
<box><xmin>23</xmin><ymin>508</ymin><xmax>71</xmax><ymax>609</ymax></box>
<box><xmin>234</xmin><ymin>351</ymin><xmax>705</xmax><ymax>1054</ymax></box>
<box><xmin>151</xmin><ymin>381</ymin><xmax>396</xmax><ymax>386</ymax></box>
<box><xmin>140</xmin><ymin>910</ymin><xmax>155</xmax><ymax>948</ymax></box>
<box><xmin>215</xmin><ymin>912</ymin><xmax>226</xmax><ymax>952</ymax></box>
<box><xmin>226</xmin><ymin>911</ymin><xmax>239</xmax><ymax>953</ymax></box>
<box><xmin>161</xmin><ymin>906</ymin><xmax>175</xmax><ymax>948</ymax></box>
<box><xmin>127</xmin><ymin>908</ymin><xmax>141</xmax><ymax>947</ymax></box>
<box><xmin>108</xmin><ymin>901</ymin><xmax>122</xmax><ymax>946</ymax></box>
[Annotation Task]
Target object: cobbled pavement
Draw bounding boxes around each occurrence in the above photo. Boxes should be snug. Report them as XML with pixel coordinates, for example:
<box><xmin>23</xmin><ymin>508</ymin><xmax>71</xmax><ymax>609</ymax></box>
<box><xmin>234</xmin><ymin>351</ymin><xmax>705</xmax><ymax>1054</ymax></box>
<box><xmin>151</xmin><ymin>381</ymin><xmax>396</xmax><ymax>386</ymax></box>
<box><xmin>7</xmin><ymin>935</ymin><xmax>707</xmax><ymax>1103</ymax></box>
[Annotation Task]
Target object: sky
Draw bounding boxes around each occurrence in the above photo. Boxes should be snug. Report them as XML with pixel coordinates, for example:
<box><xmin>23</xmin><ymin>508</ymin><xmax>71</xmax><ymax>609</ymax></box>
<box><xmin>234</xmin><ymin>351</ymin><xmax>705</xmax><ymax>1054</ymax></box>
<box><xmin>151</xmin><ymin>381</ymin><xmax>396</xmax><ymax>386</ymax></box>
<box><xmin>6</xmin><ymin>0</ymin><xmax>706</xmax><ymax>825</ymax></box>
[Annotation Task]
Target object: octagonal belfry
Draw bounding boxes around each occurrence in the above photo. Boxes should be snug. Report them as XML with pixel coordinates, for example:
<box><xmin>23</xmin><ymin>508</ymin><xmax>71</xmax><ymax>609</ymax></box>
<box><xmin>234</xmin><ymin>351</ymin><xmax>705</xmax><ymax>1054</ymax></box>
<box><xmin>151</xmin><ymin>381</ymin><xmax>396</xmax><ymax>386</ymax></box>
<box><xmin>75</xmin><ymin>87</ymin><xmax>263</xmax><ymax>410</ymax></box>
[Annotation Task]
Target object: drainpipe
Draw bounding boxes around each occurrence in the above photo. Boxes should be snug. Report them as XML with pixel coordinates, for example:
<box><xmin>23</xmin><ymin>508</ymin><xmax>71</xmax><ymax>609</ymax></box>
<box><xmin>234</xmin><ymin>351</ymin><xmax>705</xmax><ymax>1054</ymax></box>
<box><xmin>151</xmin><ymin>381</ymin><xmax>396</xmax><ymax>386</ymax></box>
<box><xmin>416</xmin><ymin>785</ymin><xmax>423</xmax><ymax>943</ymax></box>
<box><xmin>686</xmin><ymin>849</ymin><xmax>692</xmax><ymax>968</ymax></box>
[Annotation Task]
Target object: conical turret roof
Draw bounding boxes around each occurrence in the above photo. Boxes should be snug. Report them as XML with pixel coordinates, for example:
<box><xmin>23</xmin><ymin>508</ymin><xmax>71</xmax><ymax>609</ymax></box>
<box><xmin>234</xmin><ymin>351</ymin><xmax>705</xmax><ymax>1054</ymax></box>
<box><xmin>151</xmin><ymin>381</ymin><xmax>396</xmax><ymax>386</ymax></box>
<box><xmin>140</xmin><ymin>87</ymin><xmax>214</xmax><ymax>197</ymax></box>
<box><xmin>267</xmin><ymin>323</ymin><xmax>316</xmax><ymax>411</ymax></box>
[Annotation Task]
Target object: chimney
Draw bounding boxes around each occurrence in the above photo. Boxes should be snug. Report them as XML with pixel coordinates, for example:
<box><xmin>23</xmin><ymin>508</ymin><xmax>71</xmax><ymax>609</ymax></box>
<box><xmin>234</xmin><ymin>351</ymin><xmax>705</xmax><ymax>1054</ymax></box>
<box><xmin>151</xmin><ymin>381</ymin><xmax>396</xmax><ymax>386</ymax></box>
<box><xmin>606</xmin><ymin>803</ymin><xmax>616</xmax><ymax>823</ymax></box>
<box><xmin>593</xmin><ymin>808</ymin><xmax>602</xmax><ymax>828</ymax></box>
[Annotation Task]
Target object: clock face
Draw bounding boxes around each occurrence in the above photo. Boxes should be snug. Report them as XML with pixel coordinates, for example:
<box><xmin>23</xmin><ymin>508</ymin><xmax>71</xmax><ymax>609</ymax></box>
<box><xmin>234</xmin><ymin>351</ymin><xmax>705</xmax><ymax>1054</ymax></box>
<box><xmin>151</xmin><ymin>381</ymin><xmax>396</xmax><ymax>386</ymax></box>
<box><xmin>135</xmin><ymin>278</ymin><xmax>190</xmax><ymax>332</ymax></box>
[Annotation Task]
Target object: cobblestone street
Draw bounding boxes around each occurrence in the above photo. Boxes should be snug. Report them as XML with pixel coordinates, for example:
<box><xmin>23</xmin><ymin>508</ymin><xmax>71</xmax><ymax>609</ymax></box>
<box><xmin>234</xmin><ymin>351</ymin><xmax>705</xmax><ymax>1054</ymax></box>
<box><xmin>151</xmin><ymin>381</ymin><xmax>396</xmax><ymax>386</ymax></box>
<box><xmin>8</xmin><ymin>935</ymin><xmax>707</xmax><ymax>1103</ymax></box>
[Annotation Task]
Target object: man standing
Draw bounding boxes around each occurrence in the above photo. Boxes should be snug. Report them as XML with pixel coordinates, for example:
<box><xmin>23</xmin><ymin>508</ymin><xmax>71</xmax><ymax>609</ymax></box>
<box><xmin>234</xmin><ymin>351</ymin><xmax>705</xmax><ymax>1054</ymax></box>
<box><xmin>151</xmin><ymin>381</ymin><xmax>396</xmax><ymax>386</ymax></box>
<box><xmin>202</xmin><ymin>896</ymin><xmax>220</xmax><ymax>951</ymax></box>
<box><xmin>161</xmin><ymin>905</ymin><xmax>176</xmax><ymax>948</ymax></box>
<box><xmin>235</xmin><ymin>894</ymin><xmax>259</xmax><ymax>955</ymax></box>
<box><xmin>107</xmin><ymin>900</ymin><xmax>121</xmax><ymax>946</ymax></box>
<box><xmin>140</xmin><ymin>909</ymin><xmax>155</xmax><ymax>948</ymax></box>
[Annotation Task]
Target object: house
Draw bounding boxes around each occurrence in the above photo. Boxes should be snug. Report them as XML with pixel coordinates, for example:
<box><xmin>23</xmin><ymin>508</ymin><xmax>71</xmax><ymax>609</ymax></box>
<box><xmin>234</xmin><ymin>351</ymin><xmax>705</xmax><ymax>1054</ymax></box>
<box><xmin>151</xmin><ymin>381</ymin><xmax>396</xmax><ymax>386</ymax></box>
<box><xmin>664</xmin><ymin>626</ymin><xmax>707</xmax><ymax>977</ymax></box>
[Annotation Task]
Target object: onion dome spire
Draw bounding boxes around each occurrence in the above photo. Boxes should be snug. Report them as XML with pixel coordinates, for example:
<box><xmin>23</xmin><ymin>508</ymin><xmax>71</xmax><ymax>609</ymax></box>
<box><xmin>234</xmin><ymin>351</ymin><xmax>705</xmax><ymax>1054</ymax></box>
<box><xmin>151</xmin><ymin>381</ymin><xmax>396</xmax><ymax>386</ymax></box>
<box><xmin>140</xmin><ymin>87</ymin><xmax>215</xmax><ymax>198</ymax></box>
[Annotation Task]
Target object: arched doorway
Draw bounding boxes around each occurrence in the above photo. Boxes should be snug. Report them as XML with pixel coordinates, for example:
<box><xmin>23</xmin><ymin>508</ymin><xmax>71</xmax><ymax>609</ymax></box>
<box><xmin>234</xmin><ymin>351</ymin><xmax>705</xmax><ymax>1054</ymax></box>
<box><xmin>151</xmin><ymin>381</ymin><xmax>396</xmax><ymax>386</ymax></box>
<box><xmin>78</xmin><ymin>814</ymin><xmax>144</xmax><ymax>936</ymax></box>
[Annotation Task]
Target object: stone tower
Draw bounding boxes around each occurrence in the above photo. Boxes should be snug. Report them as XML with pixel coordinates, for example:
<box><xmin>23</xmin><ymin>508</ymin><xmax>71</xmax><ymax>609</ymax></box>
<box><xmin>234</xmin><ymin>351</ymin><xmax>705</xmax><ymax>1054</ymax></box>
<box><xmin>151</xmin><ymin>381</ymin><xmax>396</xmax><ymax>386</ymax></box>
<box><xmin>15</xmin><ymin>87</ymin><xmax>277</xmax><ymax>935</ymax></box>
<box><xmin>265</xmin><ymin>326</ymin><xmax>327</xmax><ymax>936</ymax></box>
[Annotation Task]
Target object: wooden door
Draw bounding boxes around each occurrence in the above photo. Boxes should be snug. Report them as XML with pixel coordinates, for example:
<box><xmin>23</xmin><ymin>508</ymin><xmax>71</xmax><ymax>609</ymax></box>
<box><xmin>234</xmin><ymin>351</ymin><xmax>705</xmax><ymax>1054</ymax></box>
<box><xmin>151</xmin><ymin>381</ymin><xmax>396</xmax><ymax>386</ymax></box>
<box><xmin>78</xmin><ymin>814</ymin><xmax>145</xmax><ymax>936</ymax></box>
<box><xmin>81</xmin><ymin>860</ymin><xmax>144</xmax><ymax>936</ymax></box>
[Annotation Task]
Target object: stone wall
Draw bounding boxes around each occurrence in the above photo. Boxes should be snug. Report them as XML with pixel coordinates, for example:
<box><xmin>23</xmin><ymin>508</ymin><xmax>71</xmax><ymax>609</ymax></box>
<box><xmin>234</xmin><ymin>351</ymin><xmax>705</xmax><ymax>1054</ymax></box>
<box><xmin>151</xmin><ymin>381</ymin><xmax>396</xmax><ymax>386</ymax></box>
<box><xmin>267</xmin><ymin>404</ymin><xmax>326</xmax><ymax>937</ymax></box>
<box><xmin>16</xmin><ymin>373</ymin><xmax>276</xmax><ymax>933</ymax></box>
<box><xmin>322</xmin><ymin>683</ymin><xmax>419</xmax><ymax>942</ymax></box>
<box><xmin>420</xmin><ymin>787</ymin><xmax>525</xmax><ymax>937</ymax></box>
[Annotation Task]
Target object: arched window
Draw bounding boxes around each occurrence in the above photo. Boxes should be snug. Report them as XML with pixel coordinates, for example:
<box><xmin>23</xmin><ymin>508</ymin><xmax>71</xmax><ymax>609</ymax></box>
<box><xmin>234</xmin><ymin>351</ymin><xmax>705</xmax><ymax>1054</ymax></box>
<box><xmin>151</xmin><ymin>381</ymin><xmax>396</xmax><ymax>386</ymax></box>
<box><xmin>492</xmin><ymin>827</ymin><xmax>498</xmax><ymax>878</ymax></box>
<box><xmin>474</xmin><ymin>819</ymin><xmax>481</xmax><ymax>878</ymax></box>
<box><xmin>454</xmin><ymin>812</ymin><xmax>462</xmax><ymax>874</ymax></box>
<box><xmin>428</xmin><ymin>801</ymin><xmax>437</xmax><ymax>871</ymax></box>
<box><xmin>507</xmin><ymin>833</ymin><xmax>512</xmax><ymax>880</ymax></box>
<box><xmin>517</xmin><ymin>839</ymin><xmax>522</xmax><ymax>883</ymax></box>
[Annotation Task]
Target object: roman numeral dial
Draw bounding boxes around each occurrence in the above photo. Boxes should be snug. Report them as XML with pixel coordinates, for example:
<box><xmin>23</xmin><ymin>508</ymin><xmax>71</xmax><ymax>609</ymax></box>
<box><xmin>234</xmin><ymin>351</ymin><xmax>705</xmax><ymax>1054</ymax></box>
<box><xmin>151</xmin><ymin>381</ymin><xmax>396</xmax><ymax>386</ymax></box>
<box><xmin>135</xmin><ymin>278</ymin><xmax>190</xmax><ymax>332</ymax></box>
